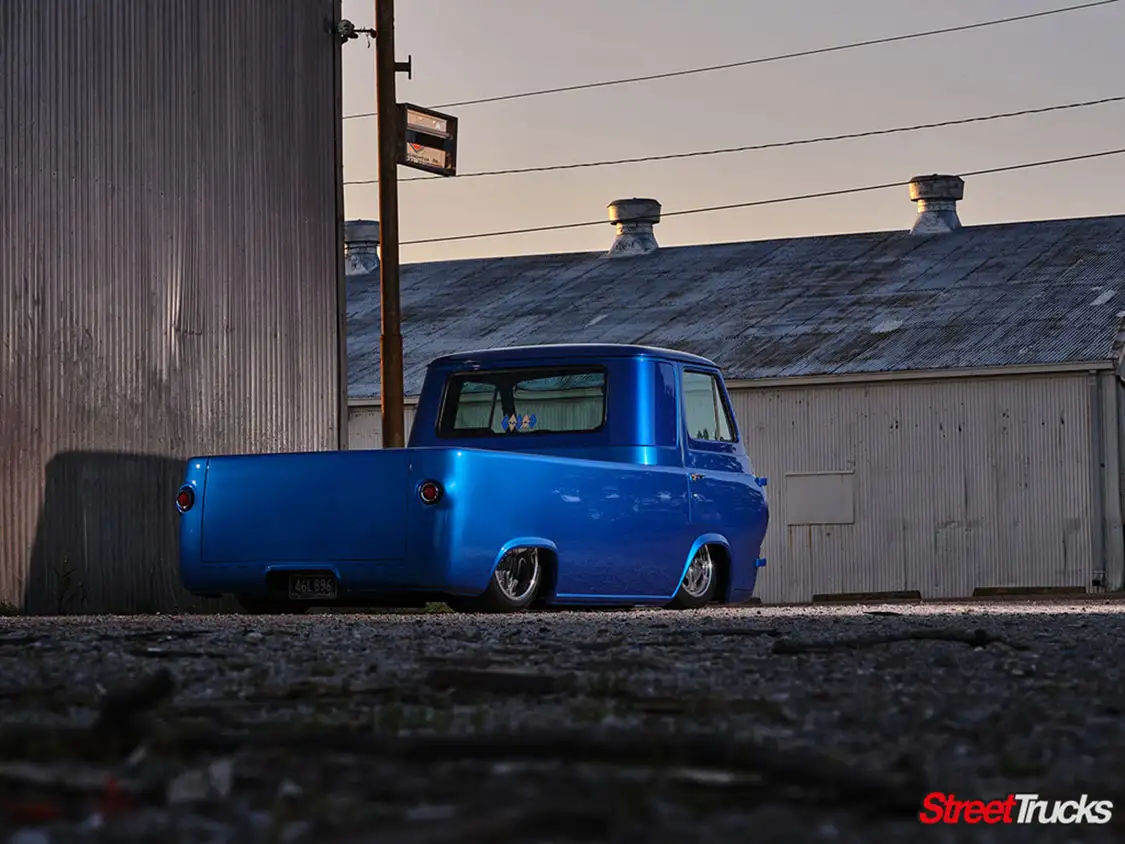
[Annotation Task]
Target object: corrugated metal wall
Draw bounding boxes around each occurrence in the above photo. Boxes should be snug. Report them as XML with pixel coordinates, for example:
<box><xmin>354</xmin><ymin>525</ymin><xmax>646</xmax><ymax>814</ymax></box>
<box><xmin>731</xmin><ymin>372</ymin><xmax>1120</xmax><ymax>603</ymax></box>
<box><xmin>0</xmin><ymin>0</ymin><xmax>344</xmax><ymax>614</ymax></box>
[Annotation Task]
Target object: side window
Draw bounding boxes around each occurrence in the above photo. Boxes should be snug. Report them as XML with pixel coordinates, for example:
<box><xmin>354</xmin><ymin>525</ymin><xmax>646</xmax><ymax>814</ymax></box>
<box><xmin>683</xmin><ymin>370</ymin><xmax>736</xmax><ymax>443</ymax></box>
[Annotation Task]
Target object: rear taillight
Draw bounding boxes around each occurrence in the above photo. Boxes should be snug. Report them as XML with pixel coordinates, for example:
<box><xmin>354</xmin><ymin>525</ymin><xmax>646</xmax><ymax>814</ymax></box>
<box><xmin>419</xmin><ymin>480</ymin><xmax>443</xmax><ymax>505</ymax></box>
<box><xmin>176</xmin><ymin>486</ymin><xmax>195</xmax><ymax>512</ymax></box>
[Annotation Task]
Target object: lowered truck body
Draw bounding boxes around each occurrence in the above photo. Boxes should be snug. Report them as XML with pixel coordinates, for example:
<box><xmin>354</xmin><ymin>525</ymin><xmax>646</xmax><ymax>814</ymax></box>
<box><xmin>177</xmin><ymin>344</ymin><xmax>770</xmax><ymax>613</ymax></box>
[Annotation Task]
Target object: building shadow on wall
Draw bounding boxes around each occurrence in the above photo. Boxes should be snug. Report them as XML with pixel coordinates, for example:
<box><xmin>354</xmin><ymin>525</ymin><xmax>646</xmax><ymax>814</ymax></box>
<box><xmin>24</xmin><ymin>451</ymin><xmax>233</xmax><ymax>616</ymax></box>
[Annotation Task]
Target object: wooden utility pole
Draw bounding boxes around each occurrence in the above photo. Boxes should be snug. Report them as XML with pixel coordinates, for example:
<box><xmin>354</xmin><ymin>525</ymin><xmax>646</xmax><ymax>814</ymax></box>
<box><xmin>375</xmin><ymin>0</ymin><xmax>406</xmax><ymax>448</ymax></box>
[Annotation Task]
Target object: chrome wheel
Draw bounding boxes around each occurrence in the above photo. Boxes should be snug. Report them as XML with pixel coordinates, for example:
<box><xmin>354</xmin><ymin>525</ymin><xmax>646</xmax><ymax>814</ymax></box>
<box><xmin>494</xmin><ymin>548</ymin><xmax>541</xmax><ymax>604</ymax></box>
<box><xmin>681</xmin><ymin>545</ymin><xmax>714</xmax><ymax>599</ymax></box>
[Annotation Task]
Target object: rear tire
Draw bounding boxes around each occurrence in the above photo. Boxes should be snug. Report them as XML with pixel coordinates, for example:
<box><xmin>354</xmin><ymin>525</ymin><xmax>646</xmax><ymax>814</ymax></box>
<box><xmin>449</xmin><ymin>548</ymin><xmax>543</xmax><ymax>613</ymax></box>
<box><xmin>235</xmin><ymin>595</ymin><xmax>311</xmax><ymax>615</ymax></box>
<box><xmin>667</xmin><ymin>545</ymin><xmax>718</xmax><ymax>610</ymax></box>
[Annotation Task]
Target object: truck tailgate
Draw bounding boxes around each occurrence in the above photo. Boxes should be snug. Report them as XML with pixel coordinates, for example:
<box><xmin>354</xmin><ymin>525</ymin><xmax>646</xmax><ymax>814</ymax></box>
<box><xmin>200</xmin><ymin>450</ymin><xmax>410</xmax><ymax>564</ymax></box>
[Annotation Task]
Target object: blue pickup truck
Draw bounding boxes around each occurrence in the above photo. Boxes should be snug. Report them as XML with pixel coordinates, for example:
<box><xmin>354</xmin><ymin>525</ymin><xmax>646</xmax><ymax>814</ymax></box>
<box><xmin>177</xmin><ymin>344</ymin><xmax>770</xmax><ymax>614</ymax></box>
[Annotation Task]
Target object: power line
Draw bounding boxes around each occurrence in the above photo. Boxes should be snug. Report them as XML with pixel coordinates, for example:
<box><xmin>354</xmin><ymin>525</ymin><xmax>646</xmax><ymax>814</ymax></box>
<box><xmin>342</xmin><ymin>95</ymin><xmax>1125</xmax><ymax>186</ymax></box>
<box><xmin>341</xmin><ymin>0</ymin><xmax>1121</xmax><ymax>120</ymax></box>
<box><xmin>397</xmin><ymin>146</ymin><xmax>1125</xmax><ymax>247</ymax></box>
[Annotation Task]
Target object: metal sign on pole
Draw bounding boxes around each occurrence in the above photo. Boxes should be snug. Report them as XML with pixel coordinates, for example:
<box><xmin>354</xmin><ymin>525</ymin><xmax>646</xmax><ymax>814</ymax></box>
<box><xmin>397</xmin><ymin>104</ymin><xmax>458</xmax><ymax>177</ymax></box>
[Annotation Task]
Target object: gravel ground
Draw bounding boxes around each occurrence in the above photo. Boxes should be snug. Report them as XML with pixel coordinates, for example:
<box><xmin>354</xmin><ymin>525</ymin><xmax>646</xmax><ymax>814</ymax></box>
<box><xmin>1</xmin><ymin>599</ymin><xmax>1124</xmax><ymax>843</ymax></box>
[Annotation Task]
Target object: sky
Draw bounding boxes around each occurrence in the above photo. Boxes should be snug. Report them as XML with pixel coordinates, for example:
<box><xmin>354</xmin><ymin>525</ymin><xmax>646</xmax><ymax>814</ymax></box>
<box><xmin>340</xmin><ymin>0</ymin><xmax>1125</xmax><ymax>264</ymax></box>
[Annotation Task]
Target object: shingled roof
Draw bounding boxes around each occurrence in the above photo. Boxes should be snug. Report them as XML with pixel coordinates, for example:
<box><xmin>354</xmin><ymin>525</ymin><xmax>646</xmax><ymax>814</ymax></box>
<box><xmin>346</xmin><ymin>213</ymin><xmax>1125</xmax><ymax>399</ymax></box>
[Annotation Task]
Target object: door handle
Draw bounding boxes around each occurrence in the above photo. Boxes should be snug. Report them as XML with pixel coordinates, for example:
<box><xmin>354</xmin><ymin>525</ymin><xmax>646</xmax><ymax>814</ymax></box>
<box><xmin>689</xmin><ymin>473</ymin><xmax>704</xmax><ymax>482</ymax></box>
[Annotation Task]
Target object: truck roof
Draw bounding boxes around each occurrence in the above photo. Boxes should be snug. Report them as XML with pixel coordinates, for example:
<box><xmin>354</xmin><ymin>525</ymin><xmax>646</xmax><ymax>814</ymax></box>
<box><xmin>429</xmin><ymin>343</ymin><xmax>720</xmax><ymax>369</ymax></box>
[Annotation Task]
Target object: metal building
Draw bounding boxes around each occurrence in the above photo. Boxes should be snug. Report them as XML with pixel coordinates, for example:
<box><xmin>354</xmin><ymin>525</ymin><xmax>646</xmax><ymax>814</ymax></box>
<box><xmin>345</xmin><ymin>176</ymin><xmax>1125</xmax><ymax>603</ymax></box>
<box><xmin>1</xmin><ymin>0</ymin><xmax>347</xmax><ymax>614</ymax></box>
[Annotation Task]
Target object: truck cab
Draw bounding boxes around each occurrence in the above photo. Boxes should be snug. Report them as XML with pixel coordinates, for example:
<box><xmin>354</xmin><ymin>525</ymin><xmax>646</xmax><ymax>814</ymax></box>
<box><xmin>177</xmin><ymin>344</ymin><xmax>769</xmax><ymax>613</ymax></box>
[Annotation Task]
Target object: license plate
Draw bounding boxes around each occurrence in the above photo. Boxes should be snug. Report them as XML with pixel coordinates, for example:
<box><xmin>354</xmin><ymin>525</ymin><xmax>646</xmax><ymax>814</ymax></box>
<box><xmin>288</xmin><ymin>573</ymin><xmax>338</xmax><ymax>600</ymax></box>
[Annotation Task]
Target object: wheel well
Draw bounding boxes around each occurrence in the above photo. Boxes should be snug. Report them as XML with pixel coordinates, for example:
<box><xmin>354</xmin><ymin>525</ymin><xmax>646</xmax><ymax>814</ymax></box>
<box><xmin>706</xmin><ymin>543</ymin><xmax>732</xmax><ymax>603</ymax></box>
<box><xmin>529</xmin><ymin>546</ymin><xmax>559</xmax><ymax>607</ymax></box>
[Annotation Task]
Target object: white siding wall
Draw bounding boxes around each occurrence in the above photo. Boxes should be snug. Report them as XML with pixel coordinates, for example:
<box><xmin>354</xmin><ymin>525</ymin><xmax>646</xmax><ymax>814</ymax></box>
<box><xmin>731</xmin><ymin>372</ymin><xmax>1123</xmax><ymax>603</ymax></box>
<box><xmin>348</xmin><ymin>404</ymin><xmax>418</xmax><ymax>450</ymax></box>
<box><xmin>346</xmin><ymin>371</ymin><xmax>1123</xmax><ymax>604</ymax></box>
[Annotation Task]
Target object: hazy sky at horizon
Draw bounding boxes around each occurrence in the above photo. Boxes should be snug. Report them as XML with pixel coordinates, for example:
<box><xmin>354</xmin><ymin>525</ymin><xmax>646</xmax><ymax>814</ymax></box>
<box><xmin>340</xmin><ymin>0</ymin><xmax>1125</xmax><ymax>264</ymax></box>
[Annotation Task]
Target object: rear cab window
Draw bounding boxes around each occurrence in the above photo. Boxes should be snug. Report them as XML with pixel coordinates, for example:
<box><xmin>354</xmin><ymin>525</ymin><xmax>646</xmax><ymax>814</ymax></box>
<box><xmin>436</xmin><ymin>366</ymin><xmax>607</xmax><ymax>438</ymax></box>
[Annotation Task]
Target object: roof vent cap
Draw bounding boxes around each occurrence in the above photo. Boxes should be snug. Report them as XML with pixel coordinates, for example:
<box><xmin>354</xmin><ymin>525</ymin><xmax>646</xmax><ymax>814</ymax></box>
<box><xmin>606</xmin><ymin>198</ymin><xmax>660</xmax><ymax>257</ymax></box>
<box><xmin>344</xmin><ymin>219</ymin><xmax>380</xmax><ymax>275</ymax></box>
<box><xmin>908</xmin><ymin>175</ymin><xmax>963</xmax><ymax>236</ymax></box>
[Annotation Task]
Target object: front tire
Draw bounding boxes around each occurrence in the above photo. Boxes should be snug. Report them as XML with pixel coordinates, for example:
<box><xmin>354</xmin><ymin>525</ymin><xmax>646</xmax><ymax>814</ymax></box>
<box><xmin>450</xmin><ymin>548</ymin><xmax>543</xmax><ymax>613</ymax></box>
<box><xmin>667</xmin><ymin>545</ymin><xmax>718</xmax><ymax>609</ymax></box>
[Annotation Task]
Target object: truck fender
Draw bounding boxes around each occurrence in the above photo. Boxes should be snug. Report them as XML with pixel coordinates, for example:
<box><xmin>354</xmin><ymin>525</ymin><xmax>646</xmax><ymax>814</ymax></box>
<box><xmin>680</xmin><ymin>533</ymin><xmax>732</xmax><ymax>597</ymax></box>
<box><xmin>491</xmin><ymin>537</ymin><xmax>559</xmax><ymax>595</ymax></box>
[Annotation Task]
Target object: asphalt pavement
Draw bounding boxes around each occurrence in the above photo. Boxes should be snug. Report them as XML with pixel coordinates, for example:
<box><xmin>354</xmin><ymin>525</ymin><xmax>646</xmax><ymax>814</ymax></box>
<box><xmin>1</xmin><ymin>600</ymin><xmax>1123</xmax><ymax>843</ymax></box>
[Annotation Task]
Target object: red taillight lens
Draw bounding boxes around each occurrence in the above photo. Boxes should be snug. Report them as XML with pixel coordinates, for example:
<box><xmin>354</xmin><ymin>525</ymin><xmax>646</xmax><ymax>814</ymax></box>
<box><xmin>176</xmin><ymin>486</ymin><xmax>195</xmax><ymax>512</ymax></box>
<box><xmin>419</xmin><ymin>480</ymin><xmax>442</xmax><ymax>504</ymax></box>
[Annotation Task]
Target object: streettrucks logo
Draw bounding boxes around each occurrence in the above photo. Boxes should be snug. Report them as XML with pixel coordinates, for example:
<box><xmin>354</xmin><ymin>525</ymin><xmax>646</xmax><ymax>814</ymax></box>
<box><xmin>919</xmin><ymin>793</ymin><xmax>1113</xmax><ymax>825</ymax></box>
